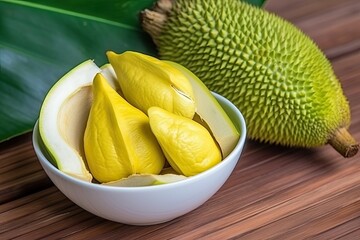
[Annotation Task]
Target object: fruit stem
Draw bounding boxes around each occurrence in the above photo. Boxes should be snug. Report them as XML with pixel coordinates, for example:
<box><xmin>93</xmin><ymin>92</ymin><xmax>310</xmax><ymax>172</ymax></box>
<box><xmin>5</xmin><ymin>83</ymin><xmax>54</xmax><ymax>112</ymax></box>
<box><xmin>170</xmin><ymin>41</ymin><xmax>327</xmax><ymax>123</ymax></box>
<box><xmin>141</xmin><ymin>0</ymin><xmax>173</xmax><ymax>44</ymax></box>
<box><xmin>328</xmin><ymin>127</ymin><xmax>359</xmax><ymax>158</ymax></box>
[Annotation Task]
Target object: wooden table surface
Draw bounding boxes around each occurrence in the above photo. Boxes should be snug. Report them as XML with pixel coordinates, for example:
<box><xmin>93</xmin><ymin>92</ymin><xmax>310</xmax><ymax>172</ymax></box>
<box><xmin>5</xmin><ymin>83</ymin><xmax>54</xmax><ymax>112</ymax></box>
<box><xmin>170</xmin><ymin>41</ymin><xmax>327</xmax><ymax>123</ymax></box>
<box><xmin>1</xmin><ymin>0</ymin><xmax>360</xmax><ymax>239</ymax></box>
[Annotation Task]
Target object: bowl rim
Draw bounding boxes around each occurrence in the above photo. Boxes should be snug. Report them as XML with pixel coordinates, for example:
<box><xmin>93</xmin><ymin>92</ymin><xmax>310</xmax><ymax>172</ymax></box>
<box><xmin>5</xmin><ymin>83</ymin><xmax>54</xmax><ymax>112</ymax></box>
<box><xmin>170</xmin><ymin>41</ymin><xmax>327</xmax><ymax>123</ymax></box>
<box><xmin>32</xmin><ymin>92</ymin><xmax>247</xmax><ymax>192</ymax></box>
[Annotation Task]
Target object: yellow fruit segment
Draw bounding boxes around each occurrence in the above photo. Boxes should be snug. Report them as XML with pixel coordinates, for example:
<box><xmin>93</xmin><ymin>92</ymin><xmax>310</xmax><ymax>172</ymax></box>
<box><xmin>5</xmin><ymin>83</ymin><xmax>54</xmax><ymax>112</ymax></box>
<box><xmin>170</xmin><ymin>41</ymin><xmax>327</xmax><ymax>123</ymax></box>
<box><xmin>148</xmin><ymin>106</ymin><xmax>222</xmax><ymax>176</ymax></box>
<box><xmin>84</xmin><ymin>73</ymin><xmax>165</xmax><ymax>183</ymax></box>
<box><xmin>106</xmin><ymin>51</ymin><xmax>196</xmax><ymax>119</ymax></box>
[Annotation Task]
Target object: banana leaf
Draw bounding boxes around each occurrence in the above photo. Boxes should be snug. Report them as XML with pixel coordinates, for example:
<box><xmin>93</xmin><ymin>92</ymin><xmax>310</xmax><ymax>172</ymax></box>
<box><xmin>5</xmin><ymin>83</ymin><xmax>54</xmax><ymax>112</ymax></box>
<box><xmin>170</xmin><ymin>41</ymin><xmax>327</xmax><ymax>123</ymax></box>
<box><xmin>0</xmin><ymin>0</ymin><xmax>266</xmax><ymax>142</ymax></box>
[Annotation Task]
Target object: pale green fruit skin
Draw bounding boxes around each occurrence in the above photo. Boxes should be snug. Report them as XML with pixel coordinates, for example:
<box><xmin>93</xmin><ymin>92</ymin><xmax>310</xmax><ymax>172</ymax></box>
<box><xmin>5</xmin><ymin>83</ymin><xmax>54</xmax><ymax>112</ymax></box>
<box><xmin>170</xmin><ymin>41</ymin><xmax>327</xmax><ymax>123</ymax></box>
<box><xmin>149</xmin><ymin>0</ymin><xmax>351</xmax><ymax>148</ymax></box>
<box><xmin>165</xmin><ymin>60</ymin><xmax>240</xmax><ymax>158</ymax></box>
<box><xmin>103</xmin><ymin>174</ymin><xmax>187</xmax><ymax>187</ymax></box>
<box><xmin>39</xmin><ymin>60</ymin><xmax>99</xmax><ymax>182</ymax></box>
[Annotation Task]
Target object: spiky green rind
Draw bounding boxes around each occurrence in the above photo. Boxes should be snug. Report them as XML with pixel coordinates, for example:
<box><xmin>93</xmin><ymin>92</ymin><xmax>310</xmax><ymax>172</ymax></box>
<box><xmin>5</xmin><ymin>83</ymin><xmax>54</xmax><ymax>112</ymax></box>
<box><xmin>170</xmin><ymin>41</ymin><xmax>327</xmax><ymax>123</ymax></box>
<box><xmin>153</xmin><ymin>0</ymin><xmax>350</xmax><ymax>148</ymax></box>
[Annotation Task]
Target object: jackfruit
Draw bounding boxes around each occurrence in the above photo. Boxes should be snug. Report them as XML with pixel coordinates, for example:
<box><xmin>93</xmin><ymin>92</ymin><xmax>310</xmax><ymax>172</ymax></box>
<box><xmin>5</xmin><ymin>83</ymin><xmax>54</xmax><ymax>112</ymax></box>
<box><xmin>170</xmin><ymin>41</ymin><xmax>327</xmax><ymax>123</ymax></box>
<box><xmin>141</xmin><ymin>0</ymin><xmax>359</xmax><ymax>157</ymax></box>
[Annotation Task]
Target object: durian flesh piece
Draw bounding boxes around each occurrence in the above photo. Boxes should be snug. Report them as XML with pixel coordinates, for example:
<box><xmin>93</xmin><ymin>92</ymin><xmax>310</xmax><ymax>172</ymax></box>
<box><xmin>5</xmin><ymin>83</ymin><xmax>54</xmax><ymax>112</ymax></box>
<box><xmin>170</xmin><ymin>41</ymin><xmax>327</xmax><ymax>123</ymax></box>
<box><xmin>84</xmin><ymin>73</ymin><xmax>165</xmax><ymax>183</ymax></box>
<box><xmin>141</xmin><ymin>0</ymin><xmax>359</xmax><ymax>157</ymax></box>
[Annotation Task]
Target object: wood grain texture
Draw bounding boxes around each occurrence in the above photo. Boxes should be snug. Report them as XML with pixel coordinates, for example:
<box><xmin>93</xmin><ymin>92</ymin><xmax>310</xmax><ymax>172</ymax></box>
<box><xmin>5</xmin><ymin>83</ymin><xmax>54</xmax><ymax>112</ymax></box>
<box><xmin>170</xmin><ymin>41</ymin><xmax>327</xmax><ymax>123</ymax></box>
<box><xmin>1</xmin><ymin>0</ymin><xmax>359</xmax><ymax>239</ymax></box>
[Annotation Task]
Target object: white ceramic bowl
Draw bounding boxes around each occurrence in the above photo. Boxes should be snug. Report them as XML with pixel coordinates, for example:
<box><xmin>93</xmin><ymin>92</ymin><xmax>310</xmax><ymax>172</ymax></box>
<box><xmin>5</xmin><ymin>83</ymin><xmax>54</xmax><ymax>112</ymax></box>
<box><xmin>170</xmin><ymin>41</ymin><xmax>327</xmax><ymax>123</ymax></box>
<box><xmin>32</xmin><ymin>92</ymin><xmax>246</xmax><ymax>225</ymax></box>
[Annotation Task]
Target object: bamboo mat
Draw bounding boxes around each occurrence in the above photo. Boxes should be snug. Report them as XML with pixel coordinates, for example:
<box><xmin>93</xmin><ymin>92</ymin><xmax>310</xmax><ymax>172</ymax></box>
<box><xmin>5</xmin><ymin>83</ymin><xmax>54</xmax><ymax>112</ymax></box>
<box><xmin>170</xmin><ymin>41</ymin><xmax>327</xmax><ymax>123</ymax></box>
<box><xmin>1</xmin><ymin>0</ymin><xmax>360</xmax><ymax>239</ymax></box>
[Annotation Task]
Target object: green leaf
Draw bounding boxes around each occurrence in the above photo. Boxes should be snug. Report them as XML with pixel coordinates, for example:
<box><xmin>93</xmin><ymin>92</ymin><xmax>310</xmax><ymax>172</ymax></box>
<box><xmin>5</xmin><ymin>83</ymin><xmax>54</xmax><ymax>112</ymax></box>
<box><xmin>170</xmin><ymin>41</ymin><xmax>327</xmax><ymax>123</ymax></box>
<box><xmin>245</xmin><ymin>0</ymin><xmax>267</xmax><ymax>7</ymax></box>
<box><xmin>0</xmin><ymin>0</ymin><xmax>156</xmax><ymax>141</ymax></box>
<box><xmin>0</xmin><ymin>0</ymin><xmax>266</xmax><ymax>142</ymax></box>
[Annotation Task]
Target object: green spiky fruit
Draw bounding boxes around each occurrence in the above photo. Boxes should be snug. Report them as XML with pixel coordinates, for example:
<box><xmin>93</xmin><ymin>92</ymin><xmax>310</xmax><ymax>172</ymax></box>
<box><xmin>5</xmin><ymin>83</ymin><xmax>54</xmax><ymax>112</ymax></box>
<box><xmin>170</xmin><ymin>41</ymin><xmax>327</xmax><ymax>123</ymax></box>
<box><xmin>141</xmin><ymin>0</ymin><xmax>359</xmax><ymax>158</ymax></box>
